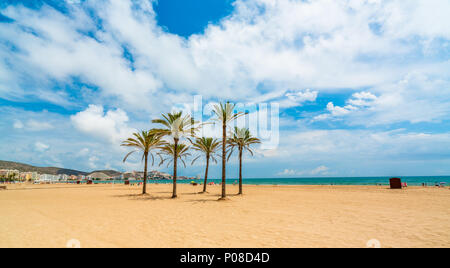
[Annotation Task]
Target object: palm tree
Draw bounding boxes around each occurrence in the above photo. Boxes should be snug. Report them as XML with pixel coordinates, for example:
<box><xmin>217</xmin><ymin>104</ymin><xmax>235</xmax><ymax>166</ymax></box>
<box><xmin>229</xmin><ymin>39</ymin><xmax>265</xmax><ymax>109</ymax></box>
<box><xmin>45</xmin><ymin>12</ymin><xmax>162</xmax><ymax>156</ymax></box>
<box><xmin>227</xmin><ymin>127</ymin><xmax>261</xmax><ymax>195</ymax></box>
<box><xmin>121</xmin><ymin>131</ymin><xmax>163</xmax><ymax>194</ymax></box>
<box><xmin>212</xmin><ymin>102</ymin><xmax>244</xmax><ymax>200</ymax></box>
<box><xmin>152</xmin><ymin>112</ymin><xmax>198</xmax><ymax>198</ymax></box>
<box><xmin>190</xmin><ymin>137</ymin><xmax>221</xmax><ymax>193</ymax></box>
<box><xmin>158</xmin><ymin>143</ymin><xmax>191</xmax><ymax>185</ymax></box>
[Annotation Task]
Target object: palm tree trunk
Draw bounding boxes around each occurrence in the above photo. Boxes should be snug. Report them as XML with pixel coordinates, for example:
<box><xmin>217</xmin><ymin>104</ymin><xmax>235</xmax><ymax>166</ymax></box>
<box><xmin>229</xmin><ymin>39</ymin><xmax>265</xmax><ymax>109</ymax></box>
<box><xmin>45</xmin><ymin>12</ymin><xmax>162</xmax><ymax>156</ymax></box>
<box><xmin>221</xmin><ymin>122</ymin><xmax>226</xmax><ymax>199</ymax></box>
<box><xmin>238</xmin><ymin>147</ymin><xmax>243</xmax><ymax>195</ymax></box>
<box><xmin>203</xmin><ymin>154</ymin><xmax>210</xmax><ymax>193</ymax></box>
<box><xmin>143</xmin><ymin>152</ymin><xmax>148</xmax><ymax>194</ymax></box>
<box><xmin>172</xmin><ymin>138</ymin><xmax>178</xmax><ymax>198</ymax></box>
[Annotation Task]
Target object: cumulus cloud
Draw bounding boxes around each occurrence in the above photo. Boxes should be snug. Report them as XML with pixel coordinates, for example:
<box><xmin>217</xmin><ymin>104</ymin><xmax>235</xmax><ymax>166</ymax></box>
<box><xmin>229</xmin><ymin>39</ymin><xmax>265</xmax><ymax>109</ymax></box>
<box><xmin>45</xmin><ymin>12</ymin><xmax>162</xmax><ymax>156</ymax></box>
<box><xmin>70</xmin><ymin>105</ymin><xmax>136</xmax><ymax>144</ymax></box>
<box><xmin>348</xmin><ymin>92</ymin><xmax>378</xmax><ymax>107</ymax></box>
<box><xmin>314</xmin><ymin>69</ymin><xmax>450</xmax><ymax>125</ymax></box>
<box><xmin>276</xmin><ymin>89</ymin><xmax>319</xmax><ymax>108</ymax></box>
<box><xmin>314</xmin><ymin>91</ymin><xmax>378</xmax><ymax>121</ymax></box>
<box><xmin>1</xmin><ymin>0</ymin><xmax>449</xmax><ymax>115</ymax></box>
<box><xmin>0</xmin><ymin>1</ymin><xmax>161</xmax><ymax>110</ymax></box>
<box><xmin>286</xmin><ymin>89</ymin><xmax>318</xmax><ymax>103</ymax></box>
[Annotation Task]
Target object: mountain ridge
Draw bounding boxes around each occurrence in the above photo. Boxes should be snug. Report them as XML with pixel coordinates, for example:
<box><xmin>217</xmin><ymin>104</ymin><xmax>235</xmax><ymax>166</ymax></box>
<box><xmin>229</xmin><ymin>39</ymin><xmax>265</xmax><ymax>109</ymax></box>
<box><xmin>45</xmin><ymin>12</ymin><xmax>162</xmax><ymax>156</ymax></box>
<box><xmin>0</xmin><ymin>160</ymin><xmax>122</xmax><ymax>176</ymax></box>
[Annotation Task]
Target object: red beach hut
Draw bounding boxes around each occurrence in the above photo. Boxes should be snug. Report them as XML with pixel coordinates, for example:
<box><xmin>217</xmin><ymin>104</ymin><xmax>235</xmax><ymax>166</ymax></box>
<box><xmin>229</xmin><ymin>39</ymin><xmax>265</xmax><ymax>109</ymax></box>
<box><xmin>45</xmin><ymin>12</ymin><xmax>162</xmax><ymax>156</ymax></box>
<box><xmin>390</xmin><ymin>178</ymin><xmax>402</xmax><ymax>189</ymax></box>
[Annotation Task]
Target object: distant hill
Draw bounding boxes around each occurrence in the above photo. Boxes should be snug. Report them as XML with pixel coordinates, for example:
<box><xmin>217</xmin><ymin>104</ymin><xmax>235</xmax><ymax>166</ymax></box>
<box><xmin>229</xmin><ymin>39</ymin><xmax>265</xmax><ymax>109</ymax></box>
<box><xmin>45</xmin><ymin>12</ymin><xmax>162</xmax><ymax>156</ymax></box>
<box><xmin>90</xmin><ymin>170</ymin><xmax>122</xmax><ymax>177</ymax></box>
<box><xmin>0</xmin><ymin>160</ymin><xmax>87</xmax><ymax>175</ymax></box>
<box><xmin>0</xmin><ymin>160</ymin><xmax>122</xmax><ymax>176</ymax></box>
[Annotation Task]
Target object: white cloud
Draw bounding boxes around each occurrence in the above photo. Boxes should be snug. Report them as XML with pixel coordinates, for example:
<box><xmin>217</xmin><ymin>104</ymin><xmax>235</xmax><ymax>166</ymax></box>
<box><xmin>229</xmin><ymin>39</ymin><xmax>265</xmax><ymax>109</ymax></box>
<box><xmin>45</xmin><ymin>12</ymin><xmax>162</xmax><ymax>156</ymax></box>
<box><xmin>251</xmin><ymin>88</ymin><xmax>318</xmax><ymax>109</ymax></box>
<box><xmin>263</xmin><ymin>128</ymin><xmax>450</xmax><ymax>176</ymax></box>
<box><xmin>13</xmin><ymin>120</ymin><xmax>24</xmax><ymax>129</ymax></box>
<box><xmin>314</xmin><ymin>69</ymin><xmax>450</xmax><ymax>125</ymax></box>
<box><xmin>278</xmin><ymin>89</ymin><xmax>318</xmax><ymax>108</ymax></box>
<box><xmin>13</xmin><ymin>119</ymin><xmax>53</xmax><ymax>131</ymax></box>
<box><xmin>76</xmin><ymin>148</ymin><xmax>90</xmax><ymax>157</ymax></box>
<box><xmin>286</xmin><ymin>89</ymin><xmax>318</xmax><ymax>103</ymax></box>
<box><xmin>34</xmin><ymin>142</ymin><xmax>50</xmax><ymax>152</ymax></box>
<box><xmin>274</xmin><ymin>129</ymin><xmax>450</xmax><ymax>164</ymax></box>
<box><xmin>314</xmin><ymin>91</ymin><xmax>378</xmax><ymax>121</ymax></box>
<box><xmin>88</xmin><ymin>156</ymin><xmax>99</xmax><ymax>169</ymax></box>
<box><xmin>310</xmin><ymin>165</ymin><xmax>330</xmax><ymax>175</ymax></box>
<box><xmin>0</xmin><ymin>2</ymin><xmax>161</xmax><ymax>110</ymax></box>
<box><xmin>277</xmin><ymin>165</ymin><xmax>331</xmax><ymax>177</ymax></box>
<box><xmin>1</xmin><ymin>0</ymin><xmax>449</xmax><ymax>117</ymax></box>
<box><xmin>278</xmin><ymin>169</ymin><xmax>298</xmax><ymax>176</ymax></box>
<box><xmin>70</xmin><ymin>105</ymin><xmax>136</xmax><ymax>145</ymax></box>
<box><xmin>348</xmin><ymin>91</ymin><xmax>378</xmax><ymax>107</ymax></box>
<box><xmin>28</xmin><ymin>120</ymin><xmax>54</xmax><ymax>131</ymax></box>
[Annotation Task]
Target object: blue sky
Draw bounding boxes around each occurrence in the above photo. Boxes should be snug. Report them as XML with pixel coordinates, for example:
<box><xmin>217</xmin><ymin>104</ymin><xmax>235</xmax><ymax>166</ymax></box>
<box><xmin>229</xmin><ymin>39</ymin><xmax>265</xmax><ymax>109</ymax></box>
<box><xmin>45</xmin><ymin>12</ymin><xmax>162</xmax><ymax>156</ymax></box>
<box><xmin>1</xmin><ymin>0</ymin><xmax>450</xmax><ymax>177</ymax></box>
<box><xmin>153</xmin><ymin>0</ymin><xmax>235</xmax><ymax>37</ymax></box>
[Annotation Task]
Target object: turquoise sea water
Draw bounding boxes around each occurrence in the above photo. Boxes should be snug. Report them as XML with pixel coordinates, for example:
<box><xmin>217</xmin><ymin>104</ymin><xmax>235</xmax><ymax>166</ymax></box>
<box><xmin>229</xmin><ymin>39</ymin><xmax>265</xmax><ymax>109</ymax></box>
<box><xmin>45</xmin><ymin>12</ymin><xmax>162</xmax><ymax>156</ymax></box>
<box><xmin>87</xmin><ymin>176</ymin><xmax>450</xmax><ymax>186</ymax></box>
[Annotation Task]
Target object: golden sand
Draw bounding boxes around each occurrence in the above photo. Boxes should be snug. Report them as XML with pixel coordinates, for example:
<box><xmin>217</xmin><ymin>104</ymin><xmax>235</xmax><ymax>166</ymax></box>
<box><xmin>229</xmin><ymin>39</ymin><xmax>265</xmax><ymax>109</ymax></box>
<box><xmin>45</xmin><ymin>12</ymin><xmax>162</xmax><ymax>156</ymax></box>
<box><xmin>0</xmin><ymin>183</ymin><xmax>449</xmax><ymax>248</ymax></box>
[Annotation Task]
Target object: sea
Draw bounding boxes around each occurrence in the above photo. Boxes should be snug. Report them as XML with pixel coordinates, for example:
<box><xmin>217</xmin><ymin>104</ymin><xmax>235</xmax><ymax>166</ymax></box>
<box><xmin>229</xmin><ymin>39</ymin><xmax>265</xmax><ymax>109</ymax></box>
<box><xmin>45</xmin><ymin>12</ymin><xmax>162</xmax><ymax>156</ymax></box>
<box><xmin>86</xmin><ymin>176</ymin><xmax>450</xmax><ymax>186</ymax></box>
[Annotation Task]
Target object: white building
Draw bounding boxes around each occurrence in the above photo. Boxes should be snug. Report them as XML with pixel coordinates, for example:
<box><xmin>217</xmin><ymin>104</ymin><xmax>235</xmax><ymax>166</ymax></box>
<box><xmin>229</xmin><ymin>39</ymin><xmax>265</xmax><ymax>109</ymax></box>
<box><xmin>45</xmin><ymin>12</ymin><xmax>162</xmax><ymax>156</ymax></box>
<box><xmin>38</xmin><ymin>174</ymin><xmax>60</xmax><ymax>183</ymax></box>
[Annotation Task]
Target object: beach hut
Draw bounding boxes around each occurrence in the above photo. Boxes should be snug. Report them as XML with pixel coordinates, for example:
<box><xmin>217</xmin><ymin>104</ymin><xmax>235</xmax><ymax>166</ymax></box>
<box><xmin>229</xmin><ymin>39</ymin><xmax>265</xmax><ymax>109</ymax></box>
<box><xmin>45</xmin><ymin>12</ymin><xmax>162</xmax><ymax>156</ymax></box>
<box><xmin>390</xmin><ymin>178</ymin><xmax>402</xmax><ymax>189</ymax></box>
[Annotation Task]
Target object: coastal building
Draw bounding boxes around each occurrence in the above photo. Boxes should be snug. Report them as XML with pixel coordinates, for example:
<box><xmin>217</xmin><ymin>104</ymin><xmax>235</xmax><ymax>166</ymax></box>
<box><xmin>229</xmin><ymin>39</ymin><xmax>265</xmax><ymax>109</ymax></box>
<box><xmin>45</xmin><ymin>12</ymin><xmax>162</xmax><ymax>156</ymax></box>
<box><xmin>122</xmin><ymin>172</ymin><xmax>136</xmax><ymax>180</ymax></box>
<box><xmin>0</xmin><ymin>170</ymin><xmax>22</xmax><ymax>181</ymax></box>
<box><xmin>0</xmin><ymin>169</ymin><xmax>20</xmax><ymax>179</ymax></box>
<box><xmin>148</xmin><ymin>170</ymin><xmax>172</xmax><ymax>180</ymax></box>
<box><xmin>39</xmin><ymin>174</ymin><xmax>60</xmax><ymax>183</ymax></box>
<box><xmin>133</xmin><ymin>171</ymin><xmax>144</xmax><ymax>178</ymax></box>
<box><xmin>88</xmin><ymin>172</ymin><xmax>111</xmax><ymax>180</ymax></box>
<box><xmin>18</xmin><ymin>172</ymin><xmax>39</xmax><ymax>182</ymax></box>
<box><xmin>111</xmin><ymin>175</ymin><xmax>122</xmax><ymax>180</ymax></box>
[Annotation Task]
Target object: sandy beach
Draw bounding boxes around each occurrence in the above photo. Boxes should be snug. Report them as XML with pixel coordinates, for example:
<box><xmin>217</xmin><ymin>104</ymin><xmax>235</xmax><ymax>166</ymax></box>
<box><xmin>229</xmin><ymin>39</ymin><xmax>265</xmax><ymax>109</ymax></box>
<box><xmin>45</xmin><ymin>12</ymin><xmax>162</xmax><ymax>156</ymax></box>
<box><xmin>0</xmin><ymin>183</ymin><xmax>449</xmax><ymax>248</ymax></box>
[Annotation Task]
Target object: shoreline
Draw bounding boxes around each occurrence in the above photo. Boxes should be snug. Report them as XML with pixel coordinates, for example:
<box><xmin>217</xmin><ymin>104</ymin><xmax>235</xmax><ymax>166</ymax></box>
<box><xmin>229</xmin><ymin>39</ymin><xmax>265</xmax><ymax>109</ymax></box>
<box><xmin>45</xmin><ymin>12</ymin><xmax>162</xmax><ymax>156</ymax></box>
<box><xmin>5</xmin><ymin>181</ymin><xmax>447</xmax><ymax>187</ymax></box>
<box><xmin>4</xmin><ymin>175</ymin><xmax>448</xmax><ymax>187</ymax></box>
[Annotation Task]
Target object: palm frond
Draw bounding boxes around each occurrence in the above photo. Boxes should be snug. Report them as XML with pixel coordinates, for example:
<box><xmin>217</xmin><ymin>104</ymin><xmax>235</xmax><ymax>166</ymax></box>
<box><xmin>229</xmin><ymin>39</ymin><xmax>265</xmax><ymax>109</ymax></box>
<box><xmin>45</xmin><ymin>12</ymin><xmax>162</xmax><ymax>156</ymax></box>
<box><xmin>227</xmin><ymin>127</ymin><xmax>261</xmax><ymax>158</ymax></box>
<box><xmin>191</xmin><ymin>155</ymin><xmax>202</xmax><ymax>165</ymax></box>
<box><xmin>123</xmin><ymin>150</ymin><xmax>137</xmax><ymax>163</ymax></box>
<box><xmin>121</xmin><ymin>130</ymin><xmax>164</xmax><ymax>164</ymax></box>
